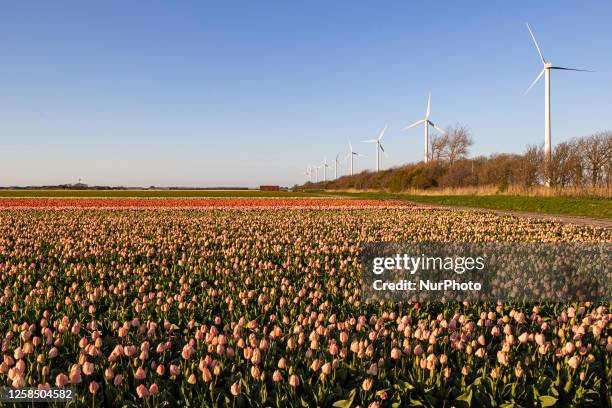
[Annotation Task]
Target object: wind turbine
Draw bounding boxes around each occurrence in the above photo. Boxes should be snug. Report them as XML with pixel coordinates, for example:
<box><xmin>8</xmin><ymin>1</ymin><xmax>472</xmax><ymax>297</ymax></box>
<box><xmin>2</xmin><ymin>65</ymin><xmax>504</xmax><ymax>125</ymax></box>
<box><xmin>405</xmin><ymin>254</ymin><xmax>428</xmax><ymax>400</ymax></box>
<box><xmin>313</xmin><ymin>165</ymin><xmax>319</xmax><ymax>183</ymax></box>
<box><xmin>345</xmin><ymin>140</ymin><xmax>366</xmax><ymax>176</ymax></box>
<box><xmin>303</xmin><ymin>167</ymin><xmax>312</xmax><ymax>183</ymax></box>
<box><xmin>525</xmin><ymin>23</ymin><xmax>591</xmax><ymax>186</ymax></box>
<box><xmin>402</xmin><ymin>93</ymin><xmax>446</xmax><ymax>163</ymax></box>
<box><xmin>320</xmin><ymin>158</ymin><xmax>329</xmax><ymax>181</ymax></box>
<box><xmin>361</xmin><ymin>125</ymin><xmax>387</xmax><ymax>172</ymax></box>
<box><xmin>333</xmin><ymin>153</ymin><xmax>343</xmax><ymax>179</ymax></box>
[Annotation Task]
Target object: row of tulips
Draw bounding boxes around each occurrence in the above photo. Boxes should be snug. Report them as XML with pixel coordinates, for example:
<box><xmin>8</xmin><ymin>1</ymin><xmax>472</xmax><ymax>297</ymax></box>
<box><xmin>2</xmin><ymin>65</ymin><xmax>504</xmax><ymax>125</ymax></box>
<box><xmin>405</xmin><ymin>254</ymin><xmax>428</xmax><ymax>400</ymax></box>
<box><xmin>0</xmin><ymin>198</ymin><xmax>407</xmax><ymax>208</ymax></box>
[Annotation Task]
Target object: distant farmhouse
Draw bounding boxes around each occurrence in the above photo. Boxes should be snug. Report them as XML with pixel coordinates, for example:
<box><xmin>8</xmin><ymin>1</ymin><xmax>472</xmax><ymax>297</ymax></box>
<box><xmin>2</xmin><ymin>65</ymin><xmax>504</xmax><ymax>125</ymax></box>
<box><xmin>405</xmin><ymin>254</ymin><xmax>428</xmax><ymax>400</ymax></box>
<box><xmin>260</xmin><ymin>185</ymin><xmax>280</xmax><ymax>191</ymax></box>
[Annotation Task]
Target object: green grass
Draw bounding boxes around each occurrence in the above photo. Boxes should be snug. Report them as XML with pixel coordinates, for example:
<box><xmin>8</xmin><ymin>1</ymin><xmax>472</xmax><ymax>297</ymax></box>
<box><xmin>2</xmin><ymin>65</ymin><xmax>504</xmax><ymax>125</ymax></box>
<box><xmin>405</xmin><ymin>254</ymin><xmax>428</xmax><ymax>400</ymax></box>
<box><xmin>319</xmin><ymin>191</ymin><xmax>612</xmax><ymax>219</ymax></box>
<box><xmin>0</xmin><ymin>189</ymin><xmax>321</xmax><ymax>198</ymax></box>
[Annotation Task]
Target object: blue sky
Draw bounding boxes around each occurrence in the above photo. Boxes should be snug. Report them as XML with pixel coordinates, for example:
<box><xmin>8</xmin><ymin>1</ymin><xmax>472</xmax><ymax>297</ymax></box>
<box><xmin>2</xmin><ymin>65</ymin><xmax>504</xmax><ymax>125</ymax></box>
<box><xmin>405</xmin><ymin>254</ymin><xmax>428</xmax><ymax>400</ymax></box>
<box><xmin>1</xmin><ymin>1</ymin><xmax>611</xmax><ymax>187</ymax></box>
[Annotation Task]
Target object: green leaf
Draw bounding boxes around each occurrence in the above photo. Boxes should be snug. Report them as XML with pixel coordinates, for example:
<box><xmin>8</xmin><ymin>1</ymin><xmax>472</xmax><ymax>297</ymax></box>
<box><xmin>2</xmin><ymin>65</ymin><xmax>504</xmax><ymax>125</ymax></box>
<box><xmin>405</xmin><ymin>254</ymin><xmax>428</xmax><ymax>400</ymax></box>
<box><xmin>564</xmin><ymin>379</ymin><xmax>573</xmax><ymax>394</ymax></box>
<box><xmin>539</xmin><ymin>395</ymin><xmax>558</xmax><ymax>407</ymax></box>
<box><xmin>395</xmin><ymin>381</ymin><xmax>415</xmax><ymax>392</ymax></box>
<box><xmin>550</xmin><ymin>386</ymin><xmax>559</xmax><ymax>398</ymax></box>
<box><xmin>408</xmin><ymin>398</ymin><xmax>425</xmax><ymax>406</ymax></box>
<box><xmin>455</xmin><ymin>388</ymin><xmax>473</xmax><ymax>408</ymax></box>
<box><xmin>332</xmin><ymin>388</ymin><xmax>357</xmax><ymax>408</ymax></box>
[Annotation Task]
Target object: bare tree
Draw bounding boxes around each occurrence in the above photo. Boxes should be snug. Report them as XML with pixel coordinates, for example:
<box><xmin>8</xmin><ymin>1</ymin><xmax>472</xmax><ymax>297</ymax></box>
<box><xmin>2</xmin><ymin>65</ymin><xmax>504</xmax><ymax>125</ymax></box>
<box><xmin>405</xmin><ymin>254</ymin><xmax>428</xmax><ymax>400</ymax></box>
<box><xmin>550</xmin><ymin>142</ymin><xmax>572</xmax><ymax>187</ymax></box>
<box><xmin>579</xmin><ymin>132</ymin><xmax>612</xmax><ymax>187</ymax></box>
<box><xmin>444</xmin><ymin>124</ymin><xmax>473</xmax><ymax>164</ymax></box>
<box><xmin>429</xmin><ymin>133</ymin><xmax>448</xmax><ymax>161</ymax></box>
<box><xmin>604</xmin><ymin>134</ymin><xmax>612</xmax><ymax>187</ymax></box>
<box><xmin>519</xmin><ymin>144</ymin><xmax>543</xmax><ymax>187</ymax></box>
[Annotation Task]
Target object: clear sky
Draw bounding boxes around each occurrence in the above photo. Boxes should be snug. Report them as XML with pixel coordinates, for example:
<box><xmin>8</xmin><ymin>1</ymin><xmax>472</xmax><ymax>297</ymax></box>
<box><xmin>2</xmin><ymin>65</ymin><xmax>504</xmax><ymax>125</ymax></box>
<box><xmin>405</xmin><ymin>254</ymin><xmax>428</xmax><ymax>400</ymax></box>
<box><xmin>1</xmin><ymin>1</ymin><xmax>611</xmax><ymax>187</ymax></box>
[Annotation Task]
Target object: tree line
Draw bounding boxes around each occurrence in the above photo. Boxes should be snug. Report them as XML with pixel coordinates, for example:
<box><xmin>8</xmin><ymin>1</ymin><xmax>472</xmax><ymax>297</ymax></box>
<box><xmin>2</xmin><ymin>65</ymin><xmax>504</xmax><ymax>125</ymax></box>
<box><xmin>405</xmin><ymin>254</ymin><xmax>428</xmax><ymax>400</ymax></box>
<box><xmin>301</xmin><ymin>126</ymin><xmax>612</xmax><ymax>192</ymax></box>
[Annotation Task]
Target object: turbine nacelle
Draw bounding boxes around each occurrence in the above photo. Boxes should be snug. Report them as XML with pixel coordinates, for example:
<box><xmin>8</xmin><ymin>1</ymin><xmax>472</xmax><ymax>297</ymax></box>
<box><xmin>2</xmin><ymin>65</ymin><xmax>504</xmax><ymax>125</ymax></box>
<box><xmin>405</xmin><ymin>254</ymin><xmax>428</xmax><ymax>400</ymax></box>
<box><xmin>401</xmin><ymin>93</ymin><xmax>446</xmax><ymax>162</ymax></box>
<box><xmin>525</xmin><ymin>23</ymin><xmax>592</xmax><ymax>94</ymax></box>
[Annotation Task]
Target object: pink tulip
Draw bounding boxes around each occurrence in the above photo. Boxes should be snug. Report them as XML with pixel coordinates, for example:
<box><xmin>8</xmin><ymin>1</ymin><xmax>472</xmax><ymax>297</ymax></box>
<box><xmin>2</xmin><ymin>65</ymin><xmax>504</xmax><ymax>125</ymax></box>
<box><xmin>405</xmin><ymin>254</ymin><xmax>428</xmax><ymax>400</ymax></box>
<box><xmin>89</xmin><ymin>381</ymin><xmax>99</xmax><ymax>394</ymax></box>
<box><xmin>136</xmin><ymin>384</ymin><xmax>149</xmax><ymax>398</ymax></box>
<box><xmin>310</xmin><ymin>359</ymin><xmax>321</xmax><ymax>371</ymax></box>
<box><xmin>69</xmin><ymin>366</ymin><xmax>82</xmax><ymax>384</ymax></box>
<box><xmin>169</xmin><ymin>365</ymin><xmax>180</xmax><ymax>376</ymax></box>
<box><xmin>568</xmin><ymin>356</ymin><xmax>580</xmax><ymax>369</ymax></box>
<box><xmin>82</xmin><ymin>361</ymin><xmax>94</xmax><ymax>376</ymax></box>
<box><xmin>12</xmin><ymin>375</ymin><xmax>25</xmax><ymax>388</ymax></box>
<box><xmin>134</xmin><ymin>367</ymin><xmax>146</xmax><ymax>380</ymax></box>
<box><xmin>55</xmin><ymin>373</ymin><xmax>69</xmax><ymax>388</ymax></box>
<box><xmin>202</xmin><ymin>367</ymin><xmax>212</xmax><ymax>382</ymax></box>
<box><xmin>230</xmin><ymin>381</ymin><xmax>241</xmax><ymax>396</ymax></box>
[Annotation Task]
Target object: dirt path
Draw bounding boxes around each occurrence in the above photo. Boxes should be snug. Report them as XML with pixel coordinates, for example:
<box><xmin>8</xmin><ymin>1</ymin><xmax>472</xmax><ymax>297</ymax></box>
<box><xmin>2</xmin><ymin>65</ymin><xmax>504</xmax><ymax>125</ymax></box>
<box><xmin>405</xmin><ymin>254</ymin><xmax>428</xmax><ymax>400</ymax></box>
<box><xmin>390</xmin><ymin>199</ymin><xmax>612</xmax><ymax>229</ymax></box>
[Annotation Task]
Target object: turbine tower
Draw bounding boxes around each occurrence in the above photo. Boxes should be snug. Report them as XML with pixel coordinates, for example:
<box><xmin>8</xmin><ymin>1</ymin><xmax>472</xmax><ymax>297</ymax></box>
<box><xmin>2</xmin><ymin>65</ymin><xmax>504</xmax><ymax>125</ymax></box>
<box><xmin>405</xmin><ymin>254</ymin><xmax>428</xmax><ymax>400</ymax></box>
<box><xmin>320</xmin><ymin>158</ymin><xmax>329</xmax><ymax>181</ymax></box>
<box><xmin>313</xmin><ymin>165</ymin><xmax>319</xmax><ymax>183</ymax></box>
<box><xmin>525</xmin><ymin>23</ymin><xmax>591</xmax><ymax>186</ymax></box>
<box><xmin>361</xmin><ymin>125</ymin><xmax>387</xmax><ymax>172</ymax></box>
<box><xmin>333</xmin><ymin>153</ymin><xmax>343</xmax><ymax>179</ymax></box>
<box><xmin>345</xmin><ymin>140</ymin><xmax>366</xmax><ymax>176</ymax></box>
<box><xmin>402</xmin><ymin>93</ymin><xmax>446</xmax><ymax>163</ymax></box>
<box><xmin>303</xmin><ymin>166</ymin><xmax>312</xmax><ymax>183</ymax></box>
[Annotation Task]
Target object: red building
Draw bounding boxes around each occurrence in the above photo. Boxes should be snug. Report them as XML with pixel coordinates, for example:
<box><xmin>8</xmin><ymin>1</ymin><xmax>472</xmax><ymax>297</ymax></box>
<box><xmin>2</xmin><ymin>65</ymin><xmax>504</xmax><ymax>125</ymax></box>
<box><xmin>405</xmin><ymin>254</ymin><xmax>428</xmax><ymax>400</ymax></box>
<box><xmin>259</xmin><ymin>185</ymin><xmax>280</xmax><ymax>191</ymax></box>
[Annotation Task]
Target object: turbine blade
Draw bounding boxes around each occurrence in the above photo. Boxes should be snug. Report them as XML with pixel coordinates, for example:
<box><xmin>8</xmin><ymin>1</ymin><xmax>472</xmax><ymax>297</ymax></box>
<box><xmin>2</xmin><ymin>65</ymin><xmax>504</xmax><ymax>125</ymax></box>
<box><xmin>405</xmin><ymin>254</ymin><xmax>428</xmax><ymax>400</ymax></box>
<box><xmin>379</xmin><ymin>144</ymin><xmax>385</xmax><ymax>153</ymax></box>
<box><xmin>402</xmin><ymin>119</ymin><xmax>426</xmax><ymax>131</ymax></box>
<box><xmin>429</xmin><ymin>121</ymin><xmax>447</xmax><ymax>135</ymax></box>
<box><xmin>361</xmin><ymin>139</ymin><xmax>377</xmax><ymax>143</ymax></box>
<box><xmin>426</xmin><ymin>93</ymin><xmax>431</xmax><ymax>118</ymax></box>
<box><xmin>526</xmin><ymin>23</ymin><xmax>546</xmax><ymax>64</ymax></box>
<box><xmin>382</xmin><ymin>147</ymin><xmax>388</xmax><ymax>158</ymax></box>
<box><xmin>348</xmin><ymin>140</ymin><xmax>353</xmax><ymax>151</ymax></box>
<box><xmin>377</xmin><ymin>125</ymin><xmax>388</xmax><ymax>141</ymax></box>
<box><xmin>525</xmin><ymin>69</ymin><xmax>545</xmax><ymax>94</ymax></box>
<box><xmin>550</xmin><ymin>66</ymin><xmax>593</xmax><ymax>72</ymax></box>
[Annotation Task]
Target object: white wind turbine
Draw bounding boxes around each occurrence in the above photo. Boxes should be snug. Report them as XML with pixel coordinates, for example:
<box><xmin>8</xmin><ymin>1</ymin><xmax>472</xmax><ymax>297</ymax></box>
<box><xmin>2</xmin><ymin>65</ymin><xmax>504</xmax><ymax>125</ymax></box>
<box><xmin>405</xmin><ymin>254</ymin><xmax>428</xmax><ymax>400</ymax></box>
<box><xmin>303</xmin><ymin>166</ymin><xmax>312</xmax><ymax>183</ymax></box>
<box><xmin>345</xmin><ymin>140</ymin><xmax>366</xmax><ymax>176</ymax></box>
<box><xmin>320</xmin><ymin>158</ymin><xmax>329</xmax><ymax>181</ymax></box>
<box><xmin>402</xmin><ymin>93</ymin><xmax>446</xmax><ymax>163</ymax></box>
<box><xmin>313</xmin><ymin>164</ymin><xmax>319</xmax><ymax>183</ymax></box>
<box><xmin>525</xmin><ymin>23</ymin><xmax>591</xmax><ymax>186</ymax></box>
<box><xmin>333</xmin><ymin>153</ymin><xmax>343</xmax><ymax>179</ymax></box>
<box><xmin>361</xmin><ymin>125</ymin><xmax>387</xmax><ymax>172</ymax></box>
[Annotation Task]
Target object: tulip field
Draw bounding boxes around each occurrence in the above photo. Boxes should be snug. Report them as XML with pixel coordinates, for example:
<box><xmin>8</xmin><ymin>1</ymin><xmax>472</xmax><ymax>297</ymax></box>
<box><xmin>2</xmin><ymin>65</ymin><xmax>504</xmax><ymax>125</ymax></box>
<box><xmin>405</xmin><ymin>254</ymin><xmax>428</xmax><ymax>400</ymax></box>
<box><xmin>0</xmin><ymin>197</ymin><xmax>611</xmax><ymax>407</ymax></box>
